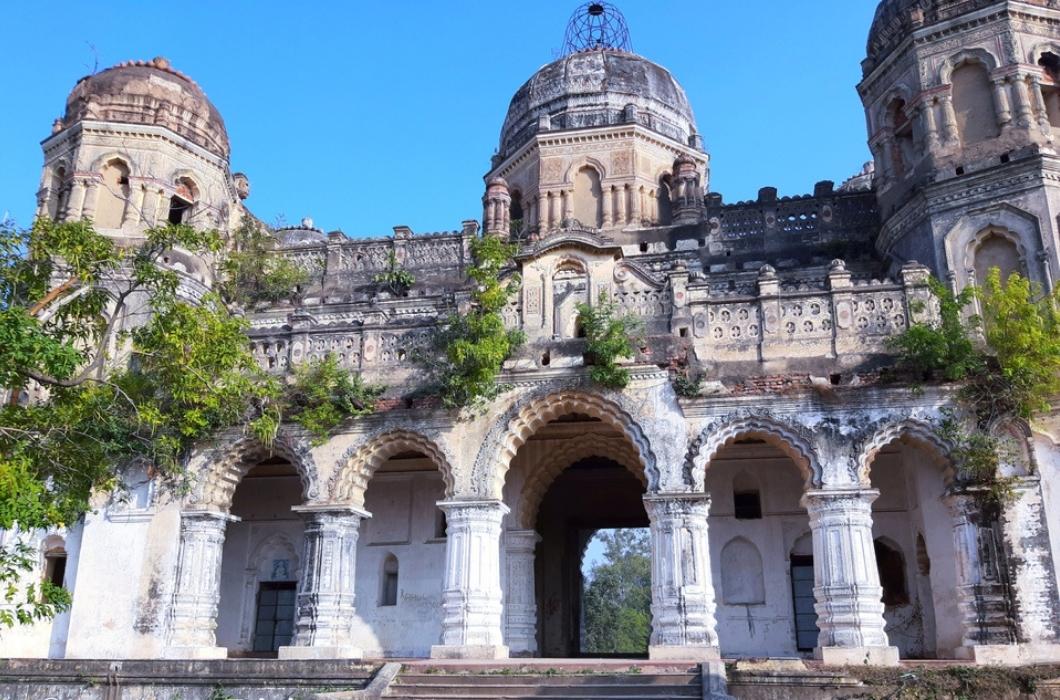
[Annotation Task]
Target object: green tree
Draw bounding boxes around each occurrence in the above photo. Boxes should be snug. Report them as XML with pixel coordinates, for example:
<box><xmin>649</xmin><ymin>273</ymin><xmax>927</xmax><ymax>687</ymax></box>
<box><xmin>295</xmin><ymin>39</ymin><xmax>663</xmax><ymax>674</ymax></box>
<box><xmin>219</xmin><ymin>219</ymin><xmax>308</xmax><ymax>307</ymax></box>
<box><xmin>285</xmin><ymin>354</ymin><xmax>383</xmax><ymax>445</ymax></box>
<box><xmin>431</xmin><ymin>235</ymin><xmax>523</xmax><ymax>409</ymax></box>
<box><xmin>576</xmin><ymin>293</ymin><xmax>641</xmax><ymax>390</ymax></box>
<box><xmin>581</xmin><ymin>528</ymin><xmax>652</xmax><ymax>655</ymax></box>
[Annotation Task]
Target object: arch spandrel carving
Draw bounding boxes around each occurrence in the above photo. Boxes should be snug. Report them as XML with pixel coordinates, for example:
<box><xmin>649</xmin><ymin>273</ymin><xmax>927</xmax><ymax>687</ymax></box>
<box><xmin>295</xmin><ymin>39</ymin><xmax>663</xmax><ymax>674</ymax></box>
<box><xmin>330</xmin><ymin>428</ymin><xmax>456</xmax><ymax>508</ymax></box>
<box><xmin>186</xmin><ymin>431</ymin><xmax>318</xmax><ymax>512</ymax></box>
<box><xmin>853</xmin><ymin>418</ymin><xmax>953</xmax><ymax>486</ymax></box>
<box><xmin>685</xmin><ymin>412</ymin><xmax>822</xmax><ymax>490</ymax></box>
<box><xmin>471</xmin><ymin>384</ymin><xmax>682</xmax><ymax>500</ymax></box>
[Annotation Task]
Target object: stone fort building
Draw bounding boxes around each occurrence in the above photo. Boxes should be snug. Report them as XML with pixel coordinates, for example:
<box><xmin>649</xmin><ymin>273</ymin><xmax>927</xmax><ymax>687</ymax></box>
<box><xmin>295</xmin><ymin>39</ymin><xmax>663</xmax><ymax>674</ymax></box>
<box><xmin>6</xmin><ymin>0</ymin><xmax>1060</xmax><ymax>671</ymax></box>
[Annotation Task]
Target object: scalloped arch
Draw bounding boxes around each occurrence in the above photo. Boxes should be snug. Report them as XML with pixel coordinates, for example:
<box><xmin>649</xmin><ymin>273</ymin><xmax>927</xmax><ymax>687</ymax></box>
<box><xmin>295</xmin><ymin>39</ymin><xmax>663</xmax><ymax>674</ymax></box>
<box><xmin>191</xmin><ymin>433</ymin><xmax>318</xmax><ymax>512</ymax></box>
<box><xmin>518</xmin><ymin>433</ymin><xmax>645</xmax><ymax>529</ymax></box>
<box><xmin>688</xmin><ymin>414</ymin><xmax>820</xmax><ymax>489</ymax></box>
<box><xmin>331</xmin><ymin>429</ymin><xmax>455</xmax><ymax>508</ymax></box>
<box><xmin>475</xmin><ymin>390</ymin><xmax>656</xmax><ymax>501</ymax></box>
<box><xmin>856</xmin><ymin>419</ymin><xmax>952</xmax><ymax>485</ymax></box>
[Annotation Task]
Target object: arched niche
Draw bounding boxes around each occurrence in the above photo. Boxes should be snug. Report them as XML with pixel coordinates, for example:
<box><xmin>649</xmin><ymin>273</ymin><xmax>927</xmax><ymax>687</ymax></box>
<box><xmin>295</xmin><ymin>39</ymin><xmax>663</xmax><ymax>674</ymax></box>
<box><xmin>720</xmin><ymin>537</ymin><xmax>765</xmax><ymax>605</ymax></box>
<box><xmin>573</xmin><ymin>166</ymin><xmax>603</xmax><ymax>228</ymax></box>
<box><xmin>949</xmin><ymin>57</ymin><xmax>1000</xmax><ymax>145</ymax></box>
<box><xmin>96</xmin><ymin>158</ymin><xmax>131</xmax><ymax>229</ymax></box>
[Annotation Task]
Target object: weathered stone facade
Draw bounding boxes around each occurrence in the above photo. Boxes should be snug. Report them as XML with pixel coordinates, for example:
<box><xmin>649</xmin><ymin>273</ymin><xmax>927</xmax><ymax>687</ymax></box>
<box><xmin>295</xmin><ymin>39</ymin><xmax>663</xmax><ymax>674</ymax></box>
<box><xmin>5</xmin><ymin>1</ymin><xmax>1060</xmax><ymax>668</ymax></box>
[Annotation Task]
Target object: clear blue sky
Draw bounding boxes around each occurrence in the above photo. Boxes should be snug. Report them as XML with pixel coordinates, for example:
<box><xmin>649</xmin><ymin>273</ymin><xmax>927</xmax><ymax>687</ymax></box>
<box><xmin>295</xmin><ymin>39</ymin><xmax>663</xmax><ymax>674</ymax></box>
<box><xmin>0</xmin><ymin>1</ymin><xmax>879</xmax><ymax>237</ymax></box>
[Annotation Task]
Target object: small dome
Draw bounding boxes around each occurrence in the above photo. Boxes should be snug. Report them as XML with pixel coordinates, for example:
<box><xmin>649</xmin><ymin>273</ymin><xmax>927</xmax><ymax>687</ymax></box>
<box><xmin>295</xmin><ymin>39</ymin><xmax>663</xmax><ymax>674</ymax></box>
<box><xmin>498</xmin><ymin>49</ymin><xmax>698</xmax><ymax>158</ymax></box>
<box><xmin>62</xmin><ymin>57</ymin><xmax>229</xmax><ymax>157</ymax></box>
<box><xmin>863</xmin><ymin>0</ymin><xmax>1054</xmax><ymax>74</ymax></box>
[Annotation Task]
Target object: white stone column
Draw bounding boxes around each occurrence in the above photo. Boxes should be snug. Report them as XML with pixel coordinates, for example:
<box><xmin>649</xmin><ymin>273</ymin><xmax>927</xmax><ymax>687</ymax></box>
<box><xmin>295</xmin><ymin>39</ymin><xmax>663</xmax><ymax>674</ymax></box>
<box><xmin>644</xmin><ymin>494</ymin><xmax>721</xmax><ymax>661</ymax></box>
<box><xmin>504</xmin><ymin>529</ymin><xmax>540</xmax><ymax>656</ymax></box>
<box><xmin>601</xmin><ymin>186</ymin><xmax>613</xmax><ymax>227</ymax></box>
<box><xmin>946</xmin><ymin>489</ymin><xmax>1019</xmax><ymax>662</ymax></box>
<box><xmin>631</xmin><ymin>184</ymin><xmax>642</xmax><ymax>224</ymax></box>
<box><xmin>431</xmin><ymin>500</ymin><xmax>509</xmax><ymax>659</ymax></box>
<box><xmin>63</xmin><ymin>179</ymin><xmax>87</xmax><ymax>221</ymax></box>
<box><xmin>801</xmin><ymin>488</ymin><xmax>898</xmax><ymax>666</ymax></box>
<box><xmin>80</xmin><ymin>179</ymin><xmax>100</xmax><ymax>221</ymax></box>
<box><xmin>166</xmin><ymin>511</ymin><xmax>238</xmax><ymax>659</ymax></box>
<box><xmin>992</xmin><ymin>78</ymin><xmax>1013</xmax><ymax>128</ymax></box>
<box><xmin>616</xmin><ymin>185</ymin><xmax>627</xmax><ymax>224</ymax></box>
<box><xmin>279</xmin><ymin>505</ymin><xmax>369</xmax><ymax>659</ymax></box>
<box><xmin>940</xmin><ymin>94</ymin><xmax>960</xmax><ymax>144</ymax></box>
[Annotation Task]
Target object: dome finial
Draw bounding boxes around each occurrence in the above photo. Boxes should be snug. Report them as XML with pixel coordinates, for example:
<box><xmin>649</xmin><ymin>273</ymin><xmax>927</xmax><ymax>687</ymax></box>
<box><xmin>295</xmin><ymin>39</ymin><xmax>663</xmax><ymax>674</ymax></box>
<box><xmin>561</xmin><ymin>2</ymin><xmax>632</xmax><ymax>56</ymax></box>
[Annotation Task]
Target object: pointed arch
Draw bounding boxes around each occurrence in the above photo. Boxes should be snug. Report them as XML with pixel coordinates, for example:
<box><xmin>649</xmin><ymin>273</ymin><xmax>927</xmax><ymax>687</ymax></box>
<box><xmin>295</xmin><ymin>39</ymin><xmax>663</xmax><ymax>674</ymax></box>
<box><xmin>331</xmin><ymin>429</ymin><xmax>455</xmax><ymax>508</ymax></box>
<box><xmin>518</xmin><ymin>433</ymin><xmax>646</xmax><ymax>529</ymax></box>
<box><xmin>855</xmin><ymin>418</ymin><xmax>953</xmax><ymax>486</ymax></box>
<box><xmin>686</xmin><ymin>413</ymin><xmax>821</xmax><ymax>490</ymax></box>
<box><xmin>473</xmin><ymin>390</ymin><xmax>657</xmax><ymax>500</ymax></box>
<box><xmin>187</xmin><ymin>432</ymin><xmax>318</xmax><ymax>512</ymax></box>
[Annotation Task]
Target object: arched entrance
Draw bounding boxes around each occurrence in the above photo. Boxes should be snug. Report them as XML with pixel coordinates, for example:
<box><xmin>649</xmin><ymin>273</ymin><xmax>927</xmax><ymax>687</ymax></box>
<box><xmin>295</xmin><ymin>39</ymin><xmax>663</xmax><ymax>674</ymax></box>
<box><xmin>703</xmin><ymin>436</ymin><xmax>813</xmax><ymax>658</ymax></box>
<box><xmin>501</xmin><ymin>406</ymin><xmax>650</xmax><ymax>658</ymax></box>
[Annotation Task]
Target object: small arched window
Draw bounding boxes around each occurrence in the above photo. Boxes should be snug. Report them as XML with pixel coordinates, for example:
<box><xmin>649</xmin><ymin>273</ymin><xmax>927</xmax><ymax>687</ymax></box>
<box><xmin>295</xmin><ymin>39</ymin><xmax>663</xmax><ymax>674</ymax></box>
<box><xmin>573</xmin><ymin>166</ymin><xmax>603</xmax><ymax>228</ymax></box>
<box><xmin>43</xmin><ymin>537</ymin><xmax>67</xmax><ymax>591</ymax></box>
<box><xmin>657</xmin><ymin>175</ymin><xmax>673</xmax><ymax>225</ymax></box>
<box><xmin>973</xmin><ymin>231</ymin><xmax>1024</xmax><ymax>285</ymax></box>
<box><xmin>951</xmin><ymin>60</ymin><xmax>1000</xmax><ymax>145</ymax></box>
<box><xmin>732</xmin><ymin>470</ymin><xmax>762</xmax><ymax>520</ymax></box>
<box><xmin>874</xmin><ymin>538</ymin><xmax>910</xmax><ymax>606</ymax></box>
<box><xmin>168</xmin><ymin>177</ymin><xmax>198</xmax><ymax>225</ymax></box>
<box><xmin>96</xmin><ymin>159</ymin><xmax>131</xmax><ymax>229</ymax></box>
<box><xmin>380</xmin><ymin>554</ymin><xmax>399</xmax><ymax>606</ymax></box>
<box><xmin>888</xmin><ymin>99</ymin><xmax>915</xmax><ymax>177</ymax></box>
<box><xmin>1039</xmin><ymin>52</ymin><xmax>1060</xmax><ymax>128</ymax></box>
<box><xmin>47</xmin><ymin>166</ymin><xmax>67</xmax><ymax>220</ymax></box>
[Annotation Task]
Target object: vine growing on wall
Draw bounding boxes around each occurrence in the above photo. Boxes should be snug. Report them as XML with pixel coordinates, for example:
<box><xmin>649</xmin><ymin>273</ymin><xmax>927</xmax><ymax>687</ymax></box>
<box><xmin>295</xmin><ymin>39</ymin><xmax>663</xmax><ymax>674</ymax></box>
<box><xmin>576</xmin><ymin>293</ymin><xmax>642</xmax><ymax>390</ymax></box>
<box><xmin>429</xmin><ymin>235</ymin><xmax>523</xmax><ymax>410</ymax></box>
<box><xmin>283</xmin><ymin>354</ymin><xmax>383</xmax><ymax>445</ymax></box>
<box><xmin>372</xmin><ymin>251</ymin><xmax>416</xmax><ymax>297</ymax></box>
<box><xmin>888</xmin><ymin>268</ymin><xmax>1060</xmax><ymax>506</ymax></box>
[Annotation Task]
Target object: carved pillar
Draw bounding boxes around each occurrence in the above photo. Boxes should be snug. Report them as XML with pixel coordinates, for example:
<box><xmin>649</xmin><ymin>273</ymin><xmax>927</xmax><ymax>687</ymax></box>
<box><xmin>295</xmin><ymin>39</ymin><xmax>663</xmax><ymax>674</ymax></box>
<box><xmin>63</xmin><ymin>179</ymin><xmax>87</xmax><ymax>221</ymax></box>
<box><xmin>279</xmin><ymin>506</ymin><xmax>369</xmax><ymax>659</ymax></box>
<box><xmin>601</xmin><ymin>185</ymin><xmax>613</xmax><ymax>227</ymax></box>
<box><xmin>546</xmin><ymin>191</ymin><xmax>556</xmax><ymax>231</ymax></box>
<box><xmin>643</xmin><ymin>494</ymin><xmax>721</xmax><ymax>660</ymax></box>
<box><xmin>79</xmin><ymin>178</ymin><xmax>101</xmax><ymax>222</ymax></box>
<box><xmin>166</xmin><ymin>511</ymin><xmax>238</xmax><ymax>659</ymax></box>
<box><xmin>125</xmin><ymin>183</ymin><xmax>146</xmax><ymax>226</ymax></box>
<box><xmin>947</xmin><ymin>489</ymin><xmax>1018</xmax><ymax>660</ymax></box>
<box><xmin>922</xmin><ymin>99</ymin><xmax>941</xmax><ymax>150</ymax></box>
<box><xmin>992</xmin><ymin>78</ymin><xmax>1013</xmax><ymax>128</ymax></box>
<box><xmin>1030</xmin><ymin>77</ymin><xmax>1053</xmax><ymax>136</ymax></box>
<box><xmin>631</xmin><ymin>184</ymin><xmax>642</xmax><ymax>224</ymax></box>
<box><xmin>431</xmin><ymin>500</ymin><xmax>509</xmax><ymax>659</ymax></box>
<box><xmin>150</xmin><ymin>188</ymin><xmax>168</xmax><ymax>226</ymax></box>
<box><xmin>801</xmin><ymin>489</ymin><xmax>898</xmax><ymax>666</ymax></box>
<box><xmin>504</xmin><ymin>529</ymin><xmax>540</xmax><ymax>656</ymax></box>
<box><xmin>940</xmin><ymin>94</ymin><xmax>960</xmax><ymax>144</ymax></box>
<box><xmin>615</xmin><ymin>185</ymin><xmax>627</xmax><ymax>225</ymax></box>
<box><xmin>1013</xmin><ymin>76</ymin><xmax>1034</xmax><ymax>128</ymax></box>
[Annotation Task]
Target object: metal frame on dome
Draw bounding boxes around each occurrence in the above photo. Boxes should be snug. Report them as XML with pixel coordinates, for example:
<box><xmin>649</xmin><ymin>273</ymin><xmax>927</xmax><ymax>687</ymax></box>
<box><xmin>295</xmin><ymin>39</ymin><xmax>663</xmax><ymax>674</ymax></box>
<box><xmin>561</xmin><ymin>2</ymin><xmax>632</xmax><ymax>55</ymax></box>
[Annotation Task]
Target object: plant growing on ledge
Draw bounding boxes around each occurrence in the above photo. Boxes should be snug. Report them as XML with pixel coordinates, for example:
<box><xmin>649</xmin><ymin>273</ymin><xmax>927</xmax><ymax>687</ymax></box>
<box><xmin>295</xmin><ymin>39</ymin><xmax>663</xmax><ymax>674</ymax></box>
<box><xmin>284</xmin><ymin>354</ymin><xmax>383</xmax><ymax>445</ymax></box>
<box><xmin>888</xmin><ymin>268</ymin><xmax>1060</xmax><ymax>505</ymax></box>
<box><xmin>671</xmin><ymin>369</ymin><xmax>703</xmax><ymax>398</ymax></box>
<box><xmin>577</xmin><ymin>293</ymin><xmax>642</xmax><ymax>390</ymax></box>
<box><xmin>431</xmin><ymin>235</ymin><xmax>523</xmax><ymax>410</ymax></box>
<box><xmin>373</xmin><ymin>251</ymin><xmax>416</xmax><ymax>297</ymax></box>
<box><xmin>219</xmin><ymin>219</ymin><xmax>309</xmax><ymax>307</ymax></box>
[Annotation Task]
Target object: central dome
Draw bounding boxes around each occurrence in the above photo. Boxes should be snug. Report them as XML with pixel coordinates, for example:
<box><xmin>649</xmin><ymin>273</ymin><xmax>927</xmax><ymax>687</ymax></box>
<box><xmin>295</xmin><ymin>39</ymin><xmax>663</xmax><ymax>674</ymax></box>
<box><xmin>498</xmin><ymin>49</ymin><xmax>699</xmax><ymax>159</ymax></box>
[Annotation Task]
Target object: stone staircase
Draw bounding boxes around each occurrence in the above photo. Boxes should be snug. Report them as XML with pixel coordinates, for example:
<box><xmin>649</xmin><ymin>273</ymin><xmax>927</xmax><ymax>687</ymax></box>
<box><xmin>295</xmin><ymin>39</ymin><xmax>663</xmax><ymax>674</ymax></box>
<box><xmin>383</xmin><ymin>669</ymin><xmax>703</xmax><ymax>699</ymax></box>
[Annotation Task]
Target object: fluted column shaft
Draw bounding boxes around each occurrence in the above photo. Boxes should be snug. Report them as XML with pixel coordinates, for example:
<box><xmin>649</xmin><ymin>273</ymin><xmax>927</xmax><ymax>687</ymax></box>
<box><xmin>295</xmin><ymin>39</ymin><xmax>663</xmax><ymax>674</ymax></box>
<box><xmin>166</xmin><ymin>511</ymin><xmax>238</xmax><ymax>658</ymax></box>
<box><xmin>801</xmin><ymin>488</ymin><xmax>898</xmax><ymax>665</ymax></box>
<box><xmin>644</xmin><ymin>494</ymin><xmax>721</xmax><ymax>660</ymax></box>
<box><xmin>431</xmin><ymin>500</ymin><xmax>509</xmax><ymax>659</ymax></box>
<box><xmin>504</xmin><ymin>529</ymin><xmax>540</xmax><ymax>656</ymax></box>
<box><xmin>280</xmin><ymin>506</ymin><xmax>368</xmax><ymax>659</ymax></box>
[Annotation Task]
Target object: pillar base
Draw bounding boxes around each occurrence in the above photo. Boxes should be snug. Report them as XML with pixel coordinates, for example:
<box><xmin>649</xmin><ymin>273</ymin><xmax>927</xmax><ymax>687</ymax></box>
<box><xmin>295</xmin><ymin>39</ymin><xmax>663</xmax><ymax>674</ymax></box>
<box><xmin>430</xmin><ymin>644</ymin><xmax>509</xmax><ymax>659</ymax></box>
<box><xmin>278</xmin><ymin>645</ymin><xmax>363</xmax><ymax>660</ymax></box>
<box><xmin>816</xmin><ymin>645</ymin><xmax>899</xmax><ymax>667</ymax></box>
<box><xmin>649</xmin><ymin>644</ymin><xmax>721</xmax><ymax>661</ymax></box>
<box><xmin>164</xmin><ymin>646</ymin><xmax>228</xmax><ymax>660</ymax></box>
<box><xmin>953</xmin><ymin>643</ymin><xmax>1060</xmax><ymax>665</ymax></box>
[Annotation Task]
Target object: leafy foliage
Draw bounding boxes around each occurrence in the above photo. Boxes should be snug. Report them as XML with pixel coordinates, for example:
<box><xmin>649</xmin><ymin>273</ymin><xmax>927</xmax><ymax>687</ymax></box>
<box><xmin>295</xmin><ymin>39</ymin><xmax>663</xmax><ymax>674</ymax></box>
<box><xmin>373</xmin><ymin>251</ymin><xmax>416</xmax><ymax>296</ymax></box>
<box><xmin>576</xmin><ymin>293</ymin><xmax>641</xmax><ymax>390</ymax></box>
<box><xmin>431</xmin><ymin>235</ymin><xmax>523</xmax><ymax>410</ymax></box>
<box><xmin>581</xmin><ymin>529</ymin><xmax>651</xmax><ymax>655</ymax></box>
<box><xmin>284</xmin><ymin>354</ymin><xmax>383</xmax><ymax>445</ymax></box>
<box><xmin>219</xmin><ymin>219</ymin><xmax>308</xmax><ymax>306</ymax></box>
<box><xmin>889</xmin><ymin>269</ymin><xmax>1060</xmax><ymax>505</ymax></box>
<box><xmin>671</xmin><ymin>370</ymin><xmax>703</xmax><ymax>398</ymax></box>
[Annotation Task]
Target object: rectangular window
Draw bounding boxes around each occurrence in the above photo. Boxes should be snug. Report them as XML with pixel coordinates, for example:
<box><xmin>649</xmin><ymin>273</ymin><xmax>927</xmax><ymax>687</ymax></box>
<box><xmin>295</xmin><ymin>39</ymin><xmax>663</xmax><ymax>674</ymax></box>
<box><xmin>253</xmin><ymin>581</ymin><xmax>297</xmax><ymax>653</ymax></box>
<box><xmin>733</xmin><ymin>491</ymin><xmax>762</xmax><ymax>520</ymax></box>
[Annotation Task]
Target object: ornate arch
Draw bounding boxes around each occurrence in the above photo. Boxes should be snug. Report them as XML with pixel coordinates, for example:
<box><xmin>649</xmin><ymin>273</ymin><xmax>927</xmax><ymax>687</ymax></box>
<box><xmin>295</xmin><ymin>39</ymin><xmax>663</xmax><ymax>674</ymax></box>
<box><xmin>685</xmin><ymin>412</ymin><xmax>821</xmax><ymax>490</ymax></box>
<box><xmin>943</xmin><ymin>205</ymin><xmax>1046</xmax><ymax>290</ymax></box>
<box><xmin>331</xmin><ymin>429</ymin><xmax>455</xmax><ymax>507</ymax></box>
<box><xmin>564</xmin><ymin>156</ymin><xmax>608</xmax><ymax>184</ymax></box>
<box><xmin>854</xmin><ymin>418</ymin><xmax>952</xmax><ymax>485</ymax></box>
<box><xmin>472</xmin><ymin>390</ymin><xmax>657</xmax><ymax>500</ymax></box>
<box><xmin>939</xmin><ymin>47</ymin><xmax>999</xmax><ymax>84</ymax></box>
<box><xmin>518</xmin><ymin>433</ymin><xmax>645</xmax><ymax>529</ymax></box>
<box><xmin>187</xmin><ymin>432</ymin><xmax>318</xmax><ymax>512</ymax></box>
<box><xmin>90</xmin><ymin>151</ymin><xmax>136</xmax><ymax>176</ymax></box>
<box><xmin>1027</xmin><ymin>41</ymin><xmax>1060</xmax><ymax>67</ymax></box>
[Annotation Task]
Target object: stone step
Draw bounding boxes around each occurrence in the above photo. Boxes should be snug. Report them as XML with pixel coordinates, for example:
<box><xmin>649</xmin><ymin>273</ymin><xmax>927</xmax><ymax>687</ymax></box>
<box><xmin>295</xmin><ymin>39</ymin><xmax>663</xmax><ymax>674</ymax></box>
<box><xmin>385</xmin><ymin>673</ymin><xmax>702</xmax><ymax>698</ymax></box>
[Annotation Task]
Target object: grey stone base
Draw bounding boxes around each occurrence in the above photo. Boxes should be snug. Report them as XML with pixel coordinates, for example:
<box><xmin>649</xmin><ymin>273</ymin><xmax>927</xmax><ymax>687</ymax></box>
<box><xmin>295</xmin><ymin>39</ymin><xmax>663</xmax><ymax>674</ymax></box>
<box><xmin>954</xmin><ymin>643</ymin><xmax>1060</xmax><ymax>665</ymax></box>
<box><xmin>816</xmin><ymin>645</ymin><xmax>900</xmax><ymax>666</ymax></box>
<box><xmin>648</xmin><ymin>644</ymin><xmax>721</xmax><ymax>661</ymax></box>
<box><xmin>163</xmin><ymin>645</ymin><xmax>228</xmax><ymax>659</ymax></box>
<box><xmin>278</xmin><ymin>645</ymin><xmax>362</xmax><ymax>660</ymax></box>
<box><xmin>430</xmin><ymin>644</ymin><xmax>510</xmax><ymax>659</ymax></box>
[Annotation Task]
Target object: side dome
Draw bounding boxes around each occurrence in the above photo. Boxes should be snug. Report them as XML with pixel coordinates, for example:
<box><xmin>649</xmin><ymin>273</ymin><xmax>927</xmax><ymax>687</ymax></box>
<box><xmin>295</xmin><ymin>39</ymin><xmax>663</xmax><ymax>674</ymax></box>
<box><xmin>864</xmin><ymin>0</ymin><xmax>1036</xmax><ymax>74</ymax></box>
<box><xmin>498</xmin><ymin>49</ymin><xmax>699</xmax><ymax>159</ymax></box>
<box><xmin>62</xmin><ymin>56</ymin><xmax>229</xmax><ymax>157</ymax></box>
